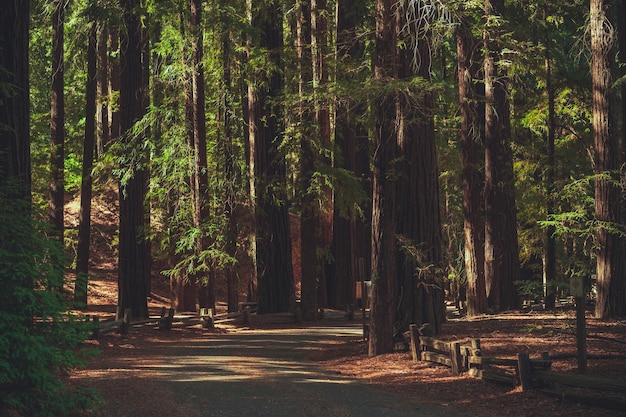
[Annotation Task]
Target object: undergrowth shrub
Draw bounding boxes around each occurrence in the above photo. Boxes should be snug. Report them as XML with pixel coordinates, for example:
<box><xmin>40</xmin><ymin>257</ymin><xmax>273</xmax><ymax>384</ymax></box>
<box><xmin>0</xmin><ymin>193</ymin><xmax>98</xmax><ymax>416</ymax></box>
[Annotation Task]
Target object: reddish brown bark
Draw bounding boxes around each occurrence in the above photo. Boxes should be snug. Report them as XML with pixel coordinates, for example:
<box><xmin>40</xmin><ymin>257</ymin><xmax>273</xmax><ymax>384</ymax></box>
<box><xmin>332</xmin><ymin>0</ymin><xmax>371</xmax><ymax>310</ymax></box>
<box><xmin>394</xmin><ymin>31</ymin><xmax>444</xmax><ymax>334</ymax></box>
<box><xmin>457</xmin><ymin>15</ymin><xmax>486</xmax><ymax>316</ymax></box>
<box><xmin>75</xmin><ymin>23</ymin><xmax>97</xmax><ymax>304</ymax></box>
<box><xmin>369</xmin><ymin>0</ymin><xmax>397</xmax><ymax>357</ymax></box>
<box><xmin>117</xmin><ymin>0</ymin><xmax>150</xmax><ymax>320</ymax></box>
<box><xmin>190</xmin><ymin>0</ymin><xmax>214</xmax><ymax>311</ymax></box>
<box><xmin>483</xmin><ymin>0</ymin><xmax>519</xmax><ymax>311</ymax></box>
<box><xmin>312</xmin><ymin>0</ymin><xmax>332</xmax><ymax>308</ymax></box>
<box><xmin>591</xmin><ymin>0</ymin><xmax>625</xmax><ymax>318</ymax></box>
<box><xmin>248</xmin><ymin>0</ymin><xmax>294</xmax><ymax>314</ymax></box>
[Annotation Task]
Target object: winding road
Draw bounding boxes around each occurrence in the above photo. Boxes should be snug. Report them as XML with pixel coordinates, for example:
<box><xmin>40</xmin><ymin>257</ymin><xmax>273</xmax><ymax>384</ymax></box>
<box><xmin>73</xmin><ymin>323</ymin><xmax>470</xmax><ymax>417</ymax></box>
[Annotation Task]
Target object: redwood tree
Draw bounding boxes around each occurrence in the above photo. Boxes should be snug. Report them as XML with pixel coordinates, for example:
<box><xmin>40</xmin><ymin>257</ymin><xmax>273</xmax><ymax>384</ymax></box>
<box><xmin>171</xmin><ymin>4</ymin><xmax>199</xmax><ymax>312</ymax></box>
<box><xmin>457</xmin><ymin>10</ymin><xmax>486</xmax><ymax>316</ymax></box>
<box><xmin>191</xmin><ymin>0</ymin><xmax>214</xmax><ymax>311</ymax></box>
<box><xmin>50</xmin><ymin>0</ymin><xmax>65</xmax><ymax>239</ymax></box>
<box><xmin>591</xmin><ymin>0</ymin><xmax>625</xmax><ymax>318</ymax></box>
<box><xmin>0</xmin><ymin>0</ymin><xmax>30</xmax><ymax>201</ymax></box>
<box><xmin>369</xmin><ymin>0</ymin><xmax>397</xmax><ymax>356</ymax></box>
<box><xmin>312</xmin><ymin>0</ymin><xmax>332</xmax><ymax>308</ymax></box>
<box><xmin>75</xmin><ymin>23</ymin><xmax>98</xmax><ymax>304</ymax></box>
<box><xmin>544</xmin><ymin>6</ymin><xmax>557</xmax><ymax>310</ymax></box>
<box><xmin>483</xmin><ymin>0</ymin><xmax>519</xmax><ymax>311</ymax></box>
<box><xmin>220</xmin><ymin>0</ymin><xmax>239</xmax><ymax>313</ymax></box>
<box><xmin>394</xmin><ymin>6</ymin><xmax>445</xmax><ymax>335</ymax></box>
<box><xmin>248</xmin><ymin>0</ymin><xmax>294</xmax><ymax>314</ymax></box>
<box><xmin>297</xmin><ymin>0</ymin><xmax>320</xmax><ymax>320</ymax></box>
<box><xmin>332</xmin><ymin>0</ymin><xmax>371</xmax><ymax>310</ymax></box>
<box><xmin>117</xmin><ymin>0</ymin><xmax>150</xmax><ymax>319</ymax></box>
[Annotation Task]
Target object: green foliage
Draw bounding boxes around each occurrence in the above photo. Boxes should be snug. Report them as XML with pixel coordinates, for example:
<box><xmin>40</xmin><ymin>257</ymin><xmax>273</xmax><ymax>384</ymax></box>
<box><xmin>514</xmin><ymin>279</ymin><xmax>557</xmax><ymax>301</ymax></box>
<box><xmin>540</xmin><ymin>176</ymin><xmax>596</xmax><ymax>249</ymax></box>
<box><xmin>0</xmin><ymin>192</ymin><xmax>98</xmax><ymax>416</ymax></box>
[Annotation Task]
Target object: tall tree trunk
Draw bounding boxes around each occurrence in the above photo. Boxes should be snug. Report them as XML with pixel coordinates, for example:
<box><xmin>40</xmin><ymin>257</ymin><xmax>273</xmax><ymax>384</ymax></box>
<box><xmin>297</xmin><ymin>0</ymin><xmax>320</xmax><ymax>321</ymax></box>
<box><xmin>544</xmin><ymin>7</ymin><xmax>557</xmax><ymax>310</ymax></box>
<box><xmin>191</xmin><ymin>0</ymin><xmax>214</xmax><ymax>311</ymax></box>
<box><xmin>312</xmin><ymin>0</ymin><xmax>332</xmax><ymax>308</ymax></box>
<box><xmin>0</xmin><ymin>0</ymin><xmax>30</xmax><ymax>201</ymax></box>
<box><xmin>333</xmin><ymin>0</ymin><xmax>371</xmax><ymax>311</ymax></box>
<box><xmin>618</xmin><ymin>0</ymin><xmax>626</xmax><ymax>318</ymax></box>
<box><xmin>0</xmin><ymin>0</ymin><xmax>31</xmax><ymax>320</ymax></box>
<box><xmin>170</xmin><ymin>5</ymin><xmax>199</xmax><ymax>312</ymax></box>
<box><xmin>457</xmin><ymin>13</ymin><xmax>486</xmax><ymax>316</ymax></box>
<box><xmin>97</xmin><ymin>23</ymin><xmax>109</xmax><ymax>157</ymax></box>
<box><xmin>242</xmin><ymin>14</ymin><xmax>256</xmax><ymax>302</ymax></box>
<box><xmin>619</xmin><ymin>0</ymin><xmax>626</xmax><ymax>221</ymax></box>
<box><xmin>394</xmin><ymin>9</ymin><xmax>444</xmax><ymax>335</ymax></box>
<box><xmin>483</xmin><ymin>0</ymin><xmax>519</xmax><ymax>311</ymax></box>
<box><xmin>248</xmin><ymin>0</ymin><xmax>294</xmax><ymax>314</ymax></box>
<box><xmin>369</xmin><ymin>0</ymin><xmax>397</xmax><ymax>356</ymax></box>
<box><xmin>50</xmin><ymin>0</ymin><xmax>65</xmax><ymax>239</ymax></box>
<box><xmin>220</xmin><ymin>1</ymin><xmax>239</xmax><ymax>313</ymax></box>
<box><xmin>117</xmin><ymin>0</ymin><xmax>150</xmax><ymax>320</ymax></box>
<box><xmin>591</xmin><ymin>0</ymin><xmax>625</xmax><ymax>318</ymax></box>
<box><xmin>75</xmin><ymin>23</ymin><xmax>97</xmax><ymax>305</ymax></box>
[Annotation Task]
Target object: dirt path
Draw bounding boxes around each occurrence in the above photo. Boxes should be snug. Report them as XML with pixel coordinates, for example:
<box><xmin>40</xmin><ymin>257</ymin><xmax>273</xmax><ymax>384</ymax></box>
<box><xmin>71</xmin><ymin>323</ymin><xmax>470</xmax><ymax>417</ymax></box>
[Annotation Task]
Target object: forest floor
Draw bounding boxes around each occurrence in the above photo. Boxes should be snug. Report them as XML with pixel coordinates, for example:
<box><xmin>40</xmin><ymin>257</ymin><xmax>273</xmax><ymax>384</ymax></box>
<box><xmin>69</xmin><ymin>276</ymin><xmax>626</xmax><ymax>417</ymax></box>
<box><xmin>64</xmin><ymin>188</ymin><xmax>626</xmax><ymax>416</ymax></box>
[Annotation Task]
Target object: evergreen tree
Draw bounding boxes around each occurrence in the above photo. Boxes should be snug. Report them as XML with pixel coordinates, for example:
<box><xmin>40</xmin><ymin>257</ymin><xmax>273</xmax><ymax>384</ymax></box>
<box><xmin>457</xmin><ymin>4</ymin><xmax>486</xmax><ymax>316</ymax></box>
<box><xmin>394</xmin><ymin>1</ymin><xmax>445</xmax><ymax>335</ymax></box>
<box><xmin>332</xmin><ymin>0</ymin><xmax>371</xmax><ymax>311</ymax></box>
<box><xmin>369</xmin><ymin>0</ymin><xmax>397</xmax><ymax>356</ymax></box>
<box><xmin>483</xmin><ymin>0</ymin><xmax>519</xmax><ymax>311</ymax></box>
<box><xmin>49</xmin><ymin>0</ymin><xmax>66</xmax><ymax>240</ymax></box>
<box><xmin>590</xmin><ymin>0</ymin><xmax>625</xmax><ymax>318</ymax></box>
<box><xmin>248</xmin><ymin>0</ymin><xmax>294</xmax><ymax>314</ymax></box>
<box><xmin>75</xmin><ymin>22</ymin><xmax>97</xmax><ymax>304</ymax></box>
<box><xmin>117</xmin><ymin>0</ymin><xmax>150</xmax><ymax>319</ymax></box>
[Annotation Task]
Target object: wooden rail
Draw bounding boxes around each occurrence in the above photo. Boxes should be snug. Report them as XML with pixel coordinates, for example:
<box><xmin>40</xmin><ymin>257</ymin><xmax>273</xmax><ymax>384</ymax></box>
<box><xmin>407</xmin><ymin>322</ymin><xmax>626</xmax><ymax>411</ymax></box>
<box><xmin>88</xmin><ymin>305</ymin><xmax>256</xmax><ymax>339</ymax></box>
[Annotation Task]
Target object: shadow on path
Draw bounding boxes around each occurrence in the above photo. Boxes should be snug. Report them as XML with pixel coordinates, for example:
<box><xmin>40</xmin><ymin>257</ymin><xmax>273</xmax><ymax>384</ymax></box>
<box><xmin>72</xmin><ymin>324</ymin><xmax>470</xmax><ymax>417</ymax></box>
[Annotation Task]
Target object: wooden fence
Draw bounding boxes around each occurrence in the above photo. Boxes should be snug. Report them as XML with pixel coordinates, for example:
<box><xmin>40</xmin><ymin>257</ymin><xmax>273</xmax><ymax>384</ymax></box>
<box><xmin>88</xmin><ymin>305</ymin><xmax>254</xmax><ymax>338</ymax></box>
<box><xmin>406</xmin><ymin>323</ymin><xmax>626</xmax><ymax>412</ymax></box>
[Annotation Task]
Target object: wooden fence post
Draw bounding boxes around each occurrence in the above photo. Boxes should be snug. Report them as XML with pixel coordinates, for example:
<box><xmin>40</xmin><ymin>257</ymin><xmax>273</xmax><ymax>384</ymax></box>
<box><xmin>409</xmin><ymin>324</ymin><xmax>420</xmax><ymax>362</ymax></box>
<box><xmin>202</xmin><ymin>308</ymin><xmax>214</xmax><ymax>330</ymax></box>
<box><xmin>243</xmin><ymin>305</ymin><xmax>251</xmax><ymax>325</ymax></box>
<box><xmin>517</xmin><ymin>352</ymin><xmax>533</xmax><ymax>391</ymax></box>
<box><xmin>450</xmin><ymin>342</ymin><xmax>462</xmax><ymax>375</ymax></box>
<box><xmin>468</xmin><ymin>338</ymin><xmax>481</xmax><ymax>370</ymax></box>
<box><xmin>159</xmin><ymin>307</ymin><xmax>174</xmax><ymax>330</ymax></box>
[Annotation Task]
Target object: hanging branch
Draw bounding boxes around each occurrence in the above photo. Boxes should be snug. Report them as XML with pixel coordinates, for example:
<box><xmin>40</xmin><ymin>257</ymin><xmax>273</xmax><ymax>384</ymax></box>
<box><xmin>399</xmin><ymin>0</ymin><xmax>457</xmax><ymax>71</ymax></box>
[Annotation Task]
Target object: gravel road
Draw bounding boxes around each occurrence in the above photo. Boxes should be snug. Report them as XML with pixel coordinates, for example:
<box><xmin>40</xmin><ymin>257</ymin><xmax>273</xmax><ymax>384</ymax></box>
<box><xmin>77</xmin><ymin>324</ymin><xmax>471</xmax><ymax>417</ymax></box>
